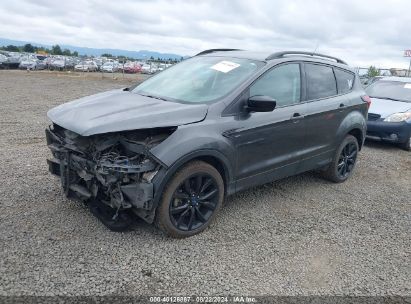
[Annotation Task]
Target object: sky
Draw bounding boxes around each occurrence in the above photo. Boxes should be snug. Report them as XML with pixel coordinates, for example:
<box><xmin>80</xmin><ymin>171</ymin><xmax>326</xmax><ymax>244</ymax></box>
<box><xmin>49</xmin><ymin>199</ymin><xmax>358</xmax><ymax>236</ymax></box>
<box><xmin>0</xmin><ymin>0</ymin><xmax>410</xmax><ymax>68</ymax></box>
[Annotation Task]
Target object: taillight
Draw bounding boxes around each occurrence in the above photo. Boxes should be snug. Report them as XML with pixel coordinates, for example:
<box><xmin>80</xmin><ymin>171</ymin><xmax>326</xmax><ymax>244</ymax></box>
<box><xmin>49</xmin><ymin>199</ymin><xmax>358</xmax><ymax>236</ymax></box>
<box><xmin>361</xmin><ymin>95</ymin><xmax>372</xmax><ymax>109</ymax></box>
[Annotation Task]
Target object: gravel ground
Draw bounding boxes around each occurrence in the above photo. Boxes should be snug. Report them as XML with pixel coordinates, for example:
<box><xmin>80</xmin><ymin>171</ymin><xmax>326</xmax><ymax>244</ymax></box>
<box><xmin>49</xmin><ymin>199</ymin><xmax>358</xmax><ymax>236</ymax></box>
<box><xmin>0</xmin><ymin>70</ymin><xmax>410</xmax><ymax>297</ymax></box>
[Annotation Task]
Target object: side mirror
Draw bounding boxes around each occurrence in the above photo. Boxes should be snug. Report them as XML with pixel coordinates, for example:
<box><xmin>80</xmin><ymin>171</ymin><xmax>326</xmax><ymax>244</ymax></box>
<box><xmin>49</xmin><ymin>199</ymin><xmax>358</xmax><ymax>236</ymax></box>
<box><xmin>246</xmin><ymin>95</ymin><xmax>277</xmax><ymax>112</ymax></box>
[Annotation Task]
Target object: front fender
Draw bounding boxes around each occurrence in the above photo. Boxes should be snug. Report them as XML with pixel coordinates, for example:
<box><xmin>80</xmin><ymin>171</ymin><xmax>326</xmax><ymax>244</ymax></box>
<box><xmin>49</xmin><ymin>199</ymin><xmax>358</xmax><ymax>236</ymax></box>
<box><xmin>150</xmin><ymin>124</ymin><xmax>236</xmax><ymax>167</ymax></box>
<box><xmin>149</xmin><ymin>124</ymin><xmax>236</xmax><ymax>212</ymax></box>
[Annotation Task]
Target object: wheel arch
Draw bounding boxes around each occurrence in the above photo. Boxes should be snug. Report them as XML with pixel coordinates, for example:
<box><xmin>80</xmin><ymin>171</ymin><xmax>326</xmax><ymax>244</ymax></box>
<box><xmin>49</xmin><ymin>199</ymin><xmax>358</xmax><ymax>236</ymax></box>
<box><xmin>336</xmin><ymin>110</ymin><xmax>366</xmax><ymax>151</ymax></box>
<box><xmin>347</xmin><ymin>127</ymin><xmax>364</xmax><ymax>150</ymax></box>
<box><xmin>151</xmin><ymin>149</ymin><xmax>234</xmax><ymax>212</ymax></box>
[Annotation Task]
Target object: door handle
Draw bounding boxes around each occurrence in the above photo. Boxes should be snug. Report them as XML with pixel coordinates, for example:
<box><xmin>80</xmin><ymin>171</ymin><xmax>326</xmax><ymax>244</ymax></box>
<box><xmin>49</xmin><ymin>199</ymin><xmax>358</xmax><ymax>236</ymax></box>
<box><xmin>291</xmin><ymin>112</ymin><xmax>304</xmax><ymax>119</ymax></box>
<box><xmin>290</xmin><ymin>112</ymin><xmax>304</xmax><ymax>122</ymax></box>
<box><xmin>338</xmin><ymin>103</ymin><xmax>347</xmax><ymax>112</ymax></box>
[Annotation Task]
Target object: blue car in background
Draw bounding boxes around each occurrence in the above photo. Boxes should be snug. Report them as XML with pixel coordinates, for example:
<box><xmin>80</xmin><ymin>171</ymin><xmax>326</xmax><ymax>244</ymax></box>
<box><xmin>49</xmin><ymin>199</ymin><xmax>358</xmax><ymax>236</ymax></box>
<box><xmin>365</xmin><ymin>77</ymin><xmax>411</xmax><ymax>151</ymax></box>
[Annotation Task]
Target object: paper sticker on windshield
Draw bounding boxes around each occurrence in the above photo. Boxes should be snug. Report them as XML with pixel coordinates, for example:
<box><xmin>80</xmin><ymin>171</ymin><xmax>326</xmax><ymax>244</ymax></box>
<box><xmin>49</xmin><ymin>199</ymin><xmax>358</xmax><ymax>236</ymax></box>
<box><xmin>404</xmin><ymin>83</ymin><xmax>411</xmax><ymax>89</ymax></box>
<box><xmin>211</xmin><ymin>61</ymin><xmax>240</xmax><ymax>73</ymax></box>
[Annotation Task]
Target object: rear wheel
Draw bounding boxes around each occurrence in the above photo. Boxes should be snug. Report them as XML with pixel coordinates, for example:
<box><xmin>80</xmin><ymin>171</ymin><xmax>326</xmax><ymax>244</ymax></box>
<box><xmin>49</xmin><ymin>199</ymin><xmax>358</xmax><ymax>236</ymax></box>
<box><xmin>322</xmin><ymin>135</ymin><xmax>359</xmax><ymax>183</ymax></box>
<box><xmin>156</xmin><ymin>161</ymin><xmax>224</xmax><ymax>238</ymax></box>
<box><xmin>399</xmin><ymin>136</ymin><xmax>411</xmax><ymax>151</ymax></box>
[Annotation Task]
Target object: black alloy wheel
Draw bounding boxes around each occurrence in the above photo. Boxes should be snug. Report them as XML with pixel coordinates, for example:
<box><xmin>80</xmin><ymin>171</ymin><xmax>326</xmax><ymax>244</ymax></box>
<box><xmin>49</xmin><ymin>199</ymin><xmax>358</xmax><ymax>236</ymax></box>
<box><xmin>156</xmin><ymin>161</ymin><xmax>224</xmax><ymax>238</ymax></box>
<box><xmin>337</xmin><ymin>141</ymin><xmax>358</xmax><ymax>178</ymax></box>
<box><xmin>169</xmin><ymin>173</ymin><xmax>219</xmax><ymax>231</ymax></box>
<box><xmin>322</xmin><ymin>135</ymin><xmax>359</xmax><ymax>183</ymax></box>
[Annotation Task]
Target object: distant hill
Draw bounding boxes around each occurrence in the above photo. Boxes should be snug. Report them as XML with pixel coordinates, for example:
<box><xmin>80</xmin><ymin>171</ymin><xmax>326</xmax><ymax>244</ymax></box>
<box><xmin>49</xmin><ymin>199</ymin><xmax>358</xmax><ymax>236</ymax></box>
<box><xmin>0</xmin><ymin>37</ymin><xmax>186</xmax><ymax>60</ymax></box>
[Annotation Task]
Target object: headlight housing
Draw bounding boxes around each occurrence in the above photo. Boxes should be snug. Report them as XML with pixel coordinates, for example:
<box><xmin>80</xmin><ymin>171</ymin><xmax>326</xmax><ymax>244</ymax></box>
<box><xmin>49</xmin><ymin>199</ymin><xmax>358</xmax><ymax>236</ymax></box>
<box><xmin>384</xmin><ymin>112</ymin><xmax>411</xmax><ymax>122</ymax></box>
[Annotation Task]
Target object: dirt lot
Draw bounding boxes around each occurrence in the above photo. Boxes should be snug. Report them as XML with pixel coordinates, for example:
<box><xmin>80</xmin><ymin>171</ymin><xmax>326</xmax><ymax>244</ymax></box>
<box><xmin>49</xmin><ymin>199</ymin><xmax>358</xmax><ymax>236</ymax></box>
<box><xmin>0</xmin><ymin>70</ymin><xmax>410</xmax><ymax>296</ymax></box>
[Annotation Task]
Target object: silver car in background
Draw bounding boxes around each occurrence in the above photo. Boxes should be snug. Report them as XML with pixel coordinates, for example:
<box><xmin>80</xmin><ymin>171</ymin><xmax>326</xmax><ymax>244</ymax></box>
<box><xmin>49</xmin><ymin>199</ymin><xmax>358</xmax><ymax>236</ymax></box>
<box><xmin>100</xmin><ymin>62</ymin><xmax>118</xmax><ymax>73</ymax></box>
<box><xmin>366</xmin><ymin>77</ymin><xmax>411</xmax><ymax>150</ymax></box>
<box><xmin>74</xmin><ymin>61</ymin><xmax>98</xmax><ymax>72</ymax></box>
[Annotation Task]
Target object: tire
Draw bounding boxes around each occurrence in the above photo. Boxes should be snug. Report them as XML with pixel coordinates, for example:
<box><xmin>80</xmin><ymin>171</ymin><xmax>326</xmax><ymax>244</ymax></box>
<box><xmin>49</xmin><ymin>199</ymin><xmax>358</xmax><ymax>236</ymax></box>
<box><xmin>322</xmin><ymin>135</ymin><xmax>359</xmax><ymax>183</ymax></box>
<box><xmin>399</xmin><ymin>136</ymin><xmax>411</xmax><ymax>151</ymax></box>
<box><xmin>155</xmin><ymin>161</ymin><xmax>224</xmax><ymax>238</ymax></box>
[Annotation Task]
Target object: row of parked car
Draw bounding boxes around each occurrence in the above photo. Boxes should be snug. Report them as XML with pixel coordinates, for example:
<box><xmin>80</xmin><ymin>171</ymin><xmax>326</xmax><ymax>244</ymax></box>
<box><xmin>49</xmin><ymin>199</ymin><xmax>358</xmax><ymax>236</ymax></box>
<box><xmin>0</xmin><ymin>51</ymin><xmax>174</xmax><ymax>74</ymax></box>
<box><xmin>73</xmin><ymin>60</ymin><xmax>172</xmax><ymax>74</ymax></box>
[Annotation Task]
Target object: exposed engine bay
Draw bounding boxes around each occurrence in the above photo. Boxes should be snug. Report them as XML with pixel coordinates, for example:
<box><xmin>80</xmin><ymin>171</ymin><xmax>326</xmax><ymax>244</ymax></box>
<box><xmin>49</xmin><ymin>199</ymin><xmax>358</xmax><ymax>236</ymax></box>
<box><xmin>46</xmin><ymin>124</ymin><xmax>175</xmax><ymax>230</ymax></box>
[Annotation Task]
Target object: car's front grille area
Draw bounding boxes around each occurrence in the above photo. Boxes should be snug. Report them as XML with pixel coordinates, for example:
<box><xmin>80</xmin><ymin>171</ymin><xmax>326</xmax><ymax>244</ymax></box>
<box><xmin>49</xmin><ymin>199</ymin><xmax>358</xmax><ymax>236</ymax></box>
<box><xmin>368</xmin><ymin>113</ymin><xmax>381</xmax><ymax>121</ymax></box>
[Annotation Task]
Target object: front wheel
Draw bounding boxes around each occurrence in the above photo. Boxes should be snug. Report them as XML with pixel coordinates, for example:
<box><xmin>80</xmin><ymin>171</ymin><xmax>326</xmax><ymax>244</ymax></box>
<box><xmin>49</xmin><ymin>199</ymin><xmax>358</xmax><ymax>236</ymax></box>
<box><xmin>322</xmin><ymin>135</ymin><xmax>359</xmax><ymax>183</ymax></box>
<box><xmin>155</xmin><ymin>161</ymin><xmax>224</xmax><ymax>238</ymax></box>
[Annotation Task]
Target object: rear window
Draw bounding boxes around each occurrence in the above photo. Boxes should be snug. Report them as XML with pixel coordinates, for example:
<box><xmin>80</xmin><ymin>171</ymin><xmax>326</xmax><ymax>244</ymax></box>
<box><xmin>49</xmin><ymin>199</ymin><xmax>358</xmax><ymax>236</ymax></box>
<box><xmin>334</xmin><ymin>68</ymin><xmax>354</xmax><ymax>94</ymax></box>
<box><xmin>305</xmin><ymin>64</ymin><xmax>337</xmax><ymax>100</ymax></box>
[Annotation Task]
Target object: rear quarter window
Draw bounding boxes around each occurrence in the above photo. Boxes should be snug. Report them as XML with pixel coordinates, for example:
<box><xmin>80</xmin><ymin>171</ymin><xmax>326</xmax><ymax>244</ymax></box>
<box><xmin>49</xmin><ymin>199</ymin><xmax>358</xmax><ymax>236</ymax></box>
<box><xmin>305</xmin><ymin>63</ymin><xmax>337</xmax><ymax>100</ymax></box>
<box><xmin>334</xmin><ymin>68</ymin><xmax>355</xmax><ymax>94</ymax></box>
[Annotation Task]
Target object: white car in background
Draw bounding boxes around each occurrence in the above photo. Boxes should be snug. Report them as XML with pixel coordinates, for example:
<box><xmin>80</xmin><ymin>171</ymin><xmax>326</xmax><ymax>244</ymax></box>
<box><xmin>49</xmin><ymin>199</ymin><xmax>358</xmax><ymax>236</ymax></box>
<box><xmin>101</xmin><ymin>62</ymin><xmax>119</xmax><ymax>73</ymax></box>
<box><xmin>74</xmin><ymin>61</ymin><xmax>98</xmax><ymax>72</ymax></box>
<box><xmin>158</xmin><ymin>63</ymin><xmax>166</xmax><ymax>71</ymax></box>
<box><xmin>0</xmin><ymin>54</ymin><xmax>8</xmax><ymax>67</ymax></box>
<box><xmin>49</xmin><ymin>56</ymin><xmax>75</xmax><ymax>70</ymax></box>
<box><xmin>50</xmin><ymin>59</ymin><xmax>66</xmax><ymax>70</ymax></box>
<box><xmin>141</xmin><ymin>63</ymin><xmax>158</xmax><ymax>74</ymax></box>
<box><xmin>19</xmin><ymin>59</ymin><xmax>38</xmax><ymax>70</ymax></box>
<box><xmin>4</xmin><ymin>53</ymin><xmax>22</xmax><ymax>68</ymax></box>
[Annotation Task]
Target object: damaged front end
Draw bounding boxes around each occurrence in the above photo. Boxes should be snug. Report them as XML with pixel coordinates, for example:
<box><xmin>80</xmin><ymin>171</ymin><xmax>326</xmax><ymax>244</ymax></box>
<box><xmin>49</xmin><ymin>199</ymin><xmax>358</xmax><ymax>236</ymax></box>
<box><xmin>46</xmin><ymin>124</ymin><xmax>174</xmax><ymax>230</ymax></box>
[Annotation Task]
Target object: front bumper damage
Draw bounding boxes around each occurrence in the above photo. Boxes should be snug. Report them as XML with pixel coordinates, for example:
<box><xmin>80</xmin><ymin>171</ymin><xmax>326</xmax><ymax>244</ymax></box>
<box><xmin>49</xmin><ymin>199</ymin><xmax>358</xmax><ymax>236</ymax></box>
<box><xmin>46</xmin><ymin>124</ymin><xmax>172</xmax><ymax>230</ymax></box>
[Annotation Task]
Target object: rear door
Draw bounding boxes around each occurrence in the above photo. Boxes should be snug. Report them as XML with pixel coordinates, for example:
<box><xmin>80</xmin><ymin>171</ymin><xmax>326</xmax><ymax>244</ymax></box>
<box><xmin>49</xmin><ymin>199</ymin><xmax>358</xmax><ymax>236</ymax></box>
<box><xmin>302</xmin><ymin>63</ymin><xmax>352</xmax><ymax>164</ymax></box>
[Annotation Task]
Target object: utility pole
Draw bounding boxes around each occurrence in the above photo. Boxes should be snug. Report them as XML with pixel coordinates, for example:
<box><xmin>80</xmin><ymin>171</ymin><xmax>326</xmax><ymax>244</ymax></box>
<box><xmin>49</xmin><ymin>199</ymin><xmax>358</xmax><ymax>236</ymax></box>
<box><xmin>404</xmin><ymin>50</ymin><xmax>411</xmax><ymax>76</ymax></box>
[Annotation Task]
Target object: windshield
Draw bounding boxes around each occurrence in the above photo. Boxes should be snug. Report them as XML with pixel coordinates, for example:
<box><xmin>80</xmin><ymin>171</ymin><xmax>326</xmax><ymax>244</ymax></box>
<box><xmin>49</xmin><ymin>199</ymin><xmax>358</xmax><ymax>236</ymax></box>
<box><xmin>132</xmin><ymin>56</ymin><xmax>264</xmax><ymax>103</ymax></box>
<box><xmin>366</xmin><ymin>81</ymin><xmax>411</xmax><ymax>102</ymax></box>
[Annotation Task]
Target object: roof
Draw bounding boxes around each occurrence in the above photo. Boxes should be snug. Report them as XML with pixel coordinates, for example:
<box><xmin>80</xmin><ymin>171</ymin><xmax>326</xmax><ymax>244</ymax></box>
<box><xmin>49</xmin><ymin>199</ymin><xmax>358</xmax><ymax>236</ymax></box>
<box><xmin>198</xmin><ymin>49</ymin><xmax>349</xmax><ymax>68</ymax></box>
<box><xmin>380</xmin><ymin>76</ymin><xmax>411</xmax><ymax>83</ymax></box>
<box><xmin>200</xmin><ymin>50</ymin><xmax>271</xmax><ymax>61</ymax></box>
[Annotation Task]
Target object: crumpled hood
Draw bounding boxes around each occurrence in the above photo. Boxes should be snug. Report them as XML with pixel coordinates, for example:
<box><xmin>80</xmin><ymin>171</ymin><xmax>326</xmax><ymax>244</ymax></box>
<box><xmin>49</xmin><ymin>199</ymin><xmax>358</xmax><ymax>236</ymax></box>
<box><xmin>47</xmin><ymin>89</ymin><xmax>208</xmax><ymax>136</ymax></box>
<box><xmin>369</xmin><ymin>97</ymin><xmax>411</xmax><ymax>118</ymax></box>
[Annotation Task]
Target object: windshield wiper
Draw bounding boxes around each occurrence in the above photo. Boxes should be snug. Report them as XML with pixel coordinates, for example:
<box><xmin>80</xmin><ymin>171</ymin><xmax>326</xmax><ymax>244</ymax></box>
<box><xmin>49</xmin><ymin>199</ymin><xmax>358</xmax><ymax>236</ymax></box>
<box><xmin>139</xmin><ymin>93</ymin><xmax>168</xmax><ymax>101</ymax></box>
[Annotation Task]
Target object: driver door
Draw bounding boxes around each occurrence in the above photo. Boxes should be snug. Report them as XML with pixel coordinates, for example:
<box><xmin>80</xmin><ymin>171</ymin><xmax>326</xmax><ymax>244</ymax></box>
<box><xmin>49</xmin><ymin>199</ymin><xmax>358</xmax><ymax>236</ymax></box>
<box><xmin>232</xmin><ymin>63</ymin><xmax>308</xmax><ymax>190</ymax></box>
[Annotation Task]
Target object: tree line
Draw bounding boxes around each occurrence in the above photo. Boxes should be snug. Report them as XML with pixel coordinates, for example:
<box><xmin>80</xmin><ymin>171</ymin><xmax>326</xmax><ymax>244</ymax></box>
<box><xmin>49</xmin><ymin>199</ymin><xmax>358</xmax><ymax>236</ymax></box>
<box><xmin>1</xmin><ymin>43</ymin><xmax>79</xmax><ymax>56</ymax></box>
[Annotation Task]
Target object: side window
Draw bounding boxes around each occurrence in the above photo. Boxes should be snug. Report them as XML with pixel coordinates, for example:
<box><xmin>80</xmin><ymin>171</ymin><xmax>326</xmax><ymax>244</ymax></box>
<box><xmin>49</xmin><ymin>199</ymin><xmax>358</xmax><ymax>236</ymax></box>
<box><xmin>305</xmin><ymin>64</ymin><xmax>337</xmax><ymax>100</ymax></box>
<box><xmin>334</xmin><ymin>68</ymin><xmax>354</xmax><ymax>94</ymax></box>
<box><xmin>250</xmin><ymin>64</ymin><xmax>301</xmax><ymax>107</ymax></box>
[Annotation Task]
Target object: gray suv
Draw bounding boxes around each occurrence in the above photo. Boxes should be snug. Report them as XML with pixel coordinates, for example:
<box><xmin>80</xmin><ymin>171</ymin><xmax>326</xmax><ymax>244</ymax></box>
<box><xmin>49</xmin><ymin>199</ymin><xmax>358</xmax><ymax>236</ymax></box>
<box><xmin>46</xmin><ymin>50</ymin><xmax>368</xmax><ymax>238</ymax></box>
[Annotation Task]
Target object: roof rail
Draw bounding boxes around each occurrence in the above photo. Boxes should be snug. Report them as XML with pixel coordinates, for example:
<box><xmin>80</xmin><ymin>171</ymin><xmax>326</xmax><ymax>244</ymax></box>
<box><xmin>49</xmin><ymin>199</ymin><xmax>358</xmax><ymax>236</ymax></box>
<box><xmin>266</xmin><ymin>51</ymin><xmax>347</xmax><ymax>65</ymax></box>
<box><xmin>195</xmin><ymin>49</ymin><xmax>242</xmax><ymax>56</ymax></box>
